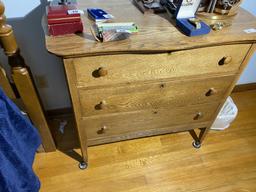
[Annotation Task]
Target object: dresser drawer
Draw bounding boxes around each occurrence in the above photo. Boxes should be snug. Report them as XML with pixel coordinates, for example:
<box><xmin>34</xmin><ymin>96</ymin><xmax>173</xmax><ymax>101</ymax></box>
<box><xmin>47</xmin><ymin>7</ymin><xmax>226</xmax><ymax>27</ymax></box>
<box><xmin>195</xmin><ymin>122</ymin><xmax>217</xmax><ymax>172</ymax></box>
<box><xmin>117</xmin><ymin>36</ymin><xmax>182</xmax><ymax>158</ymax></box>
<box><xmin>82</xmin><ymin>102</ymin><xmax>218</xmax><ymax>141</ymax></box>
<box><xmin>67</xmin><ymin>44</ymin><xmax>250</xmax><ymax>88</ymax></box>
<box><xmin>78</xmin><ymin>75</ymin><xmax>234</xmax><ymax>117</ymax></box>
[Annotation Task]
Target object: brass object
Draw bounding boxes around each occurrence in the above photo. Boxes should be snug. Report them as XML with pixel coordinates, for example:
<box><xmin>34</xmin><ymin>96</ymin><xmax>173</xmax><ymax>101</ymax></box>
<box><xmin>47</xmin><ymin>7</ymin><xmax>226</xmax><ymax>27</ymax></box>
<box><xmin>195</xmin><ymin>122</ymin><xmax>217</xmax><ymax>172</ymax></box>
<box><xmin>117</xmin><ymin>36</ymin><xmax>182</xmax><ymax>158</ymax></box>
<box><xmin>215</xmin><ymin>0</ymin><xmax>242</xmax><ymax>15</ymax></box>
<box><xmin>197</xmin><ymin>0</ymin><xmax>243</xmax><ymax>21</ymax></box>
<box><xmin>210</xmin><ymin>21</ymin><xmax>231</xmax><ymax>31</ymax></box>
<box><xmin>188</xmin><ymin>18</ymin><xmax>201</xmax><ymax>29</ymax></box>
<box><xmin>211</xmin><ymin>22</ymin><xmax>224</xmax><ymax>30</ymax></box>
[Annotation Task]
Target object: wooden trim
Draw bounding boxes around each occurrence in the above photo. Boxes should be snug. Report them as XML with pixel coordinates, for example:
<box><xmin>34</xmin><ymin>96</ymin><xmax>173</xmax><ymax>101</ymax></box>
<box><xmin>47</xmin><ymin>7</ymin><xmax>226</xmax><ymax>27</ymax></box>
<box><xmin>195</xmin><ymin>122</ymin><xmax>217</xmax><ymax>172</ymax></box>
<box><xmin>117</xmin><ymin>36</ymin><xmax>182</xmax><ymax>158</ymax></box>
<box><xmin>232</xmin><ymin>83</ymin><xmax>256</xmax><ymax>93</ymax></box>
<box><xmin>0</xmin><ymin>65</ymin><xmax>16</xmax><ymax>99</ymax></box>
<box><xmin>12</xmin><ymin>67</ymin><xmax>56</xmax><ymax>152</ymax></box>
<box><xmin>64</xmin><ymin>60</ymin><xmax>88</xmax><ymax>163</ymax></box>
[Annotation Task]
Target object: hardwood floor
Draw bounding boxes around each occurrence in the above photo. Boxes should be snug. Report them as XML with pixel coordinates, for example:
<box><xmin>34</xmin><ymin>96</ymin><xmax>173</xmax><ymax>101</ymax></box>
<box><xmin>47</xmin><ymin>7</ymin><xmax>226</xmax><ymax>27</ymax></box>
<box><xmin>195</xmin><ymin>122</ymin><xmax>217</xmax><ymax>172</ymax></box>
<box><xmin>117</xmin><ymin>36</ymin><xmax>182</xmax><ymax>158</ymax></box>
<box><xmin>34</xmin><ymin>90</ymin><xmax>256</xmax><ymax>192</ymax></box>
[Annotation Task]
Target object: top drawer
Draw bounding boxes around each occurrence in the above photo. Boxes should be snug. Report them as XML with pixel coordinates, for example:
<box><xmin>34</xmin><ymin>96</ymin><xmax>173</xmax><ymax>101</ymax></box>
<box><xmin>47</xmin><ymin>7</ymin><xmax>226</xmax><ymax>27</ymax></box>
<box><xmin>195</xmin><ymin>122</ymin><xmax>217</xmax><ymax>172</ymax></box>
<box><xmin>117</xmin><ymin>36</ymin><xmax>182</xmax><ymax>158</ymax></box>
<box><xmin>67</xmin><ymin>44</ymin><xmax>250</xmax><ymax>88</ymax></box>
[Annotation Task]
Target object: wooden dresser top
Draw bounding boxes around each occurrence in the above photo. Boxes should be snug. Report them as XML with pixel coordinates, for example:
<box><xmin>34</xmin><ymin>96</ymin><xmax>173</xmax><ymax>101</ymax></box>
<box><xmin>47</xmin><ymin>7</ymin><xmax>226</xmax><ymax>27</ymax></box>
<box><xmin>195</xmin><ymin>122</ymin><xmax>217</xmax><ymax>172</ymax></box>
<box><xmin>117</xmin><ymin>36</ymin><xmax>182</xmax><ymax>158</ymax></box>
<box><xmin>44</xmin><ymin>0</ymin><xmax>256</xmax><ymax>57</ymax></box>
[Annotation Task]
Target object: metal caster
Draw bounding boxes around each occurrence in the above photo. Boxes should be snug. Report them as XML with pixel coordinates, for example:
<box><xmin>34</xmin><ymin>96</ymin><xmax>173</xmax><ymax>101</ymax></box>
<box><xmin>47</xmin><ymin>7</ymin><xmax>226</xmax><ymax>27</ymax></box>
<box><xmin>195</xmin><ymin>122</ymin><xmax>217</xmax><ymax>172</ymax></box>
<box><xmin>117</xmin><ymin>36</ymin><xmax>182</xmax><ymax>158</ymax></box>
<box><xmin>192</xmin><ymin>141</ymin><xmax>201</xmax><ymax>149</ymax></box>
<box><xmin>78</xmin><ymin>162</ymin><xmax>88</xmax><ymax>170</ymax></box>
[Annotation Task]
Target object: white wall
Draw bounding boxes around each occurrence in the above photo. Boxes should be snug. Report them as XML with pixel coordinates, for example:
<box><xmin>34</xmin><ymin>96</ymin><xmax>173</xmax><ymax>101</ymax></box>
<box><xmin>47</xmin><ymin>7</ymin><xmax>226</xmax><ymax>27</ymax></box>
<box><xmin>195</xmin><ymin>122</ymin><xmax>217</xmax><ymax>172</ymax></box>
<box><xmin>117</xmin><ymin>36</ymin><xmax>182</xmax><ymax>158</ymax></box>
<box><xmin>2</xmin><ymin>0</ymin><xmax>40</xmax><ymax>18</ymax></box>
<box><xmin>238</xmin><ymin>0</ymin><xmax>256</xmax><ymax>84</ymax></box>
<box><xmin>0</xmin><ymin>0</ymin><xmax>255</xmax><ymax>110</ymax></box>
<box><xmin>0</xmin><ymin>0</ymin><xmax>71</xmax><ymax>110</ymax></box>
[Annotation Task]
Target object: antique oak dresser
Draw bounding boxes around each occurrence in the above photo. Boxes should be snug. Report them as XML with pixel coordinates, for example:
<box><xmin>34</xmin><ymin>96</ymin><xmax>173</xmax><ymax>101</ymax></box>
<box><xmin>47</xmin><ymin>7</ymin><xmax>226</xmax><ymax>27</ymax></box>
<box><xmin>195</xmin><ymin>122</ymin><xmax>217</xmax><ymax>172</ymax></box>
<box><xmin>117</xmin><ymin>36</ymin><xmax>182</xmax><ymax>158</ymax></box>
<box><xmin>43</xmin><ymin>0</ymin><xmax>256</xmax><ymax>169</ymax></box>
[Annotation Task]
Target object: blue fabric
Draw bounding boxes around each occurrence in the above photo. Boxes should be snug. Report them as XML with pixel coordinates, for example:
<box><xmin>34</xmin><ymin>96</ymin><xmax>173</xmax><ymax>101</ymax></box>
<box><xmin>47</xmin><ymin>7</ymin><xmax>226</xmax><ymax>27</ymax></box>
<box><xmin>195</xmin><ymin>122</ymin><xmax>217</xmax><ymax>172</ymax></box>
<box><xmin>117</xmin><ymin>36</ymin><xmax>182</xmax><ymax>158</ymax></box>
<box><xmin>0</xmin><ymin>87</ymin><xmax>41</xmax><ymax>192</ymax></box>
<box><xmin>176</xmin><ymin>18</ymin><xmax>211</xmax><ymax>36</ymax></box>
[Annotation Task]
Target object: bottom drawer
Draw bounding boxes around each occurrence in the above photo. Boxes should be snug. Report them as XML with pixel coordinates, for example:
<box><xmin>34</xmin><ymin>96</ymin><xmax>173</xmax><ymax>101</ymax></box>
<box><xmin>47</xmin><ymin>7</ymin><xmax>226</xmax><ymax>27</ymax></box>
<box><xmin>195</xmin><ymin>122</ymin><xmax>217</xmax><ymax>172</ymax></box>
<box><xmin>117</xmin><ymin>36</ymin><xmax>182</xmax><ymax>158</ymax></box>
<box><xmin>81</xmin><ymin>102</ymin><xmax>219</xmax><ymax>145</ymax></box>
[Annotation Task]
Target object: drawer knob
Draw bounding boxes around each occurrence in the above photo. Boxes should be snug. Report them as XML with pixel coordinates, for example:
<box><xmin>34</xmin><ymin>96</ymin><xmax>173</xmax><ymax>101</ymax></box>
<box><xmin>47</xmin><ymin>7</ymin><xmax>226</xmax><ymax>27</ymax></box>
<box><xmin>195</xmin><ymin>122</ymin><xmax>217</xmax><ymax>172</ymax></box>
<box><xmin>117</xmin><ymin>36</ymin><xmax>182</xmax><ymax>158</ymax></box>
<box><xmin>160</xmin><ymin>83</ymin><xmax>165</xmax><ymax>88</ymax></box>
<box><xmin>224</xmin><ymin>56</ymin><xmax>232</xmax><ymax>64</ymax></box>
<box><xmin>99</xmin><ymin>100</ymin><xmax>107</xmax><ymax>109</ymax></box>
<box><xmin>193</xmin><ymin>112</ymin><xmax>203</xmax><ymax>120</ymax></box>
<box><xmin>219</xmin><ymin>56</ymin><xmax>232</xmax><ymax>65</ymax></box>
<box><xmin>95</xmin><ymin>100</ymin><xmax>107</xmax><ymax>110</ymax></box>
<box><xmin>97</xmin><ymin>67</ymin><xmax>108</xmax><ymax>77</ymax></box>
<box><xmin>205</xmin><ymin>88</ymin><xmax>217</xmax><ymax>97</ymax></box>
<box><xmin>97</xmin><ymin>125</ymin><xmax>107</xmax><ymax>134</ymax></box>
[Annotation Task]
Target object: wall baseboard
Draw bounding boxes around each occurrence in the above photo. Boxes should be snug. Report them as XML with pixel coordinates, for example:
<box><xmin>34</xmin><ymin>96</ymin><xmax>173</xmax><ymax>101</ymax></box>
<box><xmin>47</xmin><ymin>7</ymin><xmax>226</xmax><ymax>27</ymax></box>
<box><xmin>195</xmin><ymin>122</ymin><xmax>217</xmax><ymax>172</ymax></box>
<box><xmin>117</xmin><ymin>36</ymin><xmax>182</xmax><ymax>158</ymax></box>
<box><xmin>46</xmin><ymin>107</ymin><xmax>73</xmax><ymax>117</ymax></box>
<box><xmin>232</xmin><ymin>83</ymin><xmax>256</xmax><ymax>93</ymax></box>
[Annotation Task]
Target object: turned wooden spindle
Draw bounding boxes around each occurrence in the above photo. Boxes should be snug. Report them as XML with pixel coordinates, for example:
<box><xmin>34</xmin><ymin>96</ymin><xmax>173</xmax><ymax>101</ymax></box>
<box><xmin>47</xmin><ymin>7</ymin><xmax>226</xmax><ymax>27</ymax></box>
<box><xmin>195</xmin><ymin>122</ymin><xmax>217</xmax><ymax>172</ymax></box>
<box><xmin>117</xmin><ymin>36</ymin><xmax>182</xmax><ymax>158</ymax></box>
<box><xmin>0</xmin><ymin>1</ymin><xmax>56</xmax><ymax>152</ymax></box>
<box><xmin>0</xmin><ymin>2</ymin><xmax>18</xmax><ymax>56</ymax></box>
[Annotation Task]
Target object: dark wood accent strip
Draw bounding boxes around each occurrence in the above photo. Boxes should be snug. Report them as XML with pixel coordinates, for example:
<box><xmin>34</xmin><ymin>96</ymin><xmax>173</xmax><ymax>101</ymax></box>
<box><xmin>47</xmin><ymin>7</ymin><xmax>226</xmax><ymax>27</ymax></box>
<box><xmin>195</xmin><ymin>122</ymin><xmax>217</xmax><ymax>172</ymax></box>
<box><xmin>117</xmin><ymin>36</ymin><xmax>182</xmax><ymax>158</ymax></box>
<box><xmin>233</xmin><ymin>83</ymin><xmax>256</xmax><ymax>93</ymax></box>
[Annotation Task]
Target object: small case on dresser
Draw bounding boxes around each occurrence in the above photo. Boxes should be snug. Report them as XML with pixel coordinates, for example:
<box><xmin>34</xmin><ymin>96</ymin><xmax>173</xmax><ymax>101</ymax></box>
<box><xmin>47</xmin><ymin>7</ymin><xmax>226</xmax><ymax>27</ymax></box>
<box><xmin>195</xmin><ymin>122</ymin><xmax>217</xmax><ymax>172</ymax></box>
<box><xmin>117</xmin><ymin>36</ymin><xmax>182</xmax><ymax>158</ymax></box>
<box><xmin>175</xmin><ymin>0</ymin><xmax>210</xmax><ymax>36</ymax></box>
<box><xmin>46</xmin><ymin>4</ymin><xmax>83</xmax><ymax>36</ymax></box>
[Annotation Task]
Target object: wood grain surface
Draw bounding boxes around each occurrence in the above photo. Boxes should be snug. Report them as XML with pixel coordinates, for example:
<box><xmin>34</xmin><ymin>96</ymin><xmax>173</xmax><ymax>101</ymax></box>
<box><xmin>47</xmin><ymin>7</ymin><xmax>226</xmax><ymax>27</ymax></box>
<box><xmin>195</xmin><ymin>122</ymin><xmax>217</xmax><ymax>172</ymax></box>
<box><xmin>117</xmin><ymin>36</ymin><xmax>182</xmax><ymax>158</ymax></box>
<box><xmin>47</xmin><ymin>0</ymin><xmax>256</xmax><ymax>167</ymax></box>
<box><xmin>44</xmin><ymin>0</ymin><xmax>256</xmax><ymax>57</ymax></box>
<box><xmin>34</xmin><ymin>90</ymin><xmax>256</xmax><ymax>192</ymax></box>
<box><xmin>71</xmin><ymin>44</ymin><xmax>250</xmax><ymax>88</ymax></box>
<box><xmin>79</xmin><ymin>75</ymin><xmax>234</xmax><ymax>117</ymax></box>
<box><xmin>196</xmin><ymin>43</ymin><xmax>256</xmax><ymax>144</ymax></box>
<box><xmin>63</xmin><ymin>42</ymin><xmax>253</xmax><ymax>163</ymax></box>
<box><xmin>64</xmin><ymin>60</ymin><xmax>89</xmax><ymax>163</ymax></box>
<box><xmin>83</xmin><ymin>102</ymin><xmax>218</xmax><ymax>143</ymax></box>
<box><xmin>87</xmin><ymin>121</ymin><xmax>210</xmax><ymax>146</ymax></box>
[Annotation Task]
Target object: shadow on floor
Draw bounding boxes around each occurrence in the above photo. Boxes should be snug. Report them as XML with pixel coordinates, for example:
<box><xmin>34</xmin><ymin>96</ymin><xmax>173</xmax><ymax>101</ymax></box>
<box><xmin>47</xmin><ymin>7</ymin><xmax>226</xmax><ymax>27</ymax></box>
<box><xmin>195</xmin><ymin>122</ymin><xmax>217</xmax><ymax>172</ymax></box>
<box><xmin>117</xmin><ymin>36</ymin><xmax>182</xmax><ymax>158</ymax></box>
<box><xmin>48</xmin><ymin>113</ymin><xmax>82</xmax><ymax>162</ymax></box>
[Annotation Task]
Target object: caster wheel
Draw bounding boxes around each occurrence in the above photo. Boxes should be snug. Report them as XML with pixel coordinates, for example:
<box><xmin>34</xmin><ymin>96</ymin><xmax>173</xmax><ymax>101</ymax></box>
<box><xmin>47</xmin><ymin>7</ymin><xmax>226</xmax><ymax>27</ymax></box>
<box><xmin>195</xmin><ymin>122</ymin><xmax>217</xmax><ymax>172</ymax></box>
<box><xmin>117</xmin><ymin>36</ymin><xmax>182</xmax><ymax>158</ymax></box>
<box><xmin>78</xmin><ymin>162</ymin><xmax>88</xmax><ymax>170</ymax></box>
<box><xmin>192</xmin><ymin>141</ymin><xmax>201</xmax><ymax>149</ymax></box>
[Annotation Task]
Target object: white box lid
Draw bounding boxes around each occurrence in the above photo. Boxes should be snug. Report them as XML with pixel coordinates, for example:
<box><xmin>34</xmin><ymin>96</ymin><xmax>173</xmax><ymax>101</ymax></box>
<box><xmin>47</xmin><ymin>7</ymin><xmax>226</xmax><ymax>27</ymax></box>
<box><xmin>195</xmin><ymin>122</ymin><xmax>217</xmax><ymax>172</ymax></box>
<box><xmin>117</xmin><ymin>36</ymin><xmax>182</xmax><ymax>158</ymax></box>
<box><xmin>176</xmin><ymin>0</ymin><xmax>201</xmax><ymax>19</ymax></box>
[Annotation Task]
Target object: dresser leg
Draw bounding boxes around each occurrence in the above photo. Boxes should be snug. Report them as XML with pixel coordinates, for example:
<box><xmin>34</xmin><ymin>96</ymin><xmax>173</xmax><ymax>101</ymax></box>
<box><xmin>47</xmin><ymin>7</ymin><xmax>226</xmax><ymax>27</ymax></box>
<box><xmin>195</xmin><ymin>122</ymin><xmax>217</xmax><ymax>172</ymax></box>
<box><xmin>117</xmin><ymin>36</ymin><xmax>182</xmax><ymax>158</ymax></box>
<box><xmin>78</xmin><ymin>143</ymin><xmax>88</xmax><ymax>170</ymax></box>
<box><xmin>76</xmin><ymin>126</ymin><xmax>89</xmax><ymax>170</ymax></box>
<box><xmin>198</xmin><ymin>127</ymin><xmax>207</xmax><ymax>143</ymax></box>
<box><xmin>77</xmin><ymin>134</ymin><xmax>88</xmax><ymax>170</ymax></box>
<box><xmin>189</xmin><ymin>128</ymin><xmax>207</xmax><ymax>149</ymax></box>
<box><xmin>79</xmin><ymin>161</ymin><xmax>88</xmax><ymax>170</ymax></box>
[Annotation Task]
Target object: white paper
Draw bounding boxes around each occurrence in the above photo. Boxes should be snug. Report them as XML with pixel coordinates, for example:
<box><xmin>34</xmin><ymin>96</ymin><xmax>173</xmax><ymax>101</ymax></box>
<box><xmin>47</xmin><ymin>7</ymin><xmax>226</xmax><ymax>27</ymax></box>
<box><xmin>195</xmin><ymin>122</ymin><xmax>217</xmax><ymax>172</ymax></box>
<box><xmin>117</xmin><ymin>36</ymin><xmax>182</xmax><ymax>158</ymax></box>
<box><xmin>244</xmin><ymin>28</ymin><xmax>256</xmax><ymax>34</ymax></box>
<box><xmin>103</xmin><ymin>14</ymin><xmax>114</xmax><ymax>19</ymax></box>
<box><xmin>67</xmin><ymin>9</ymin><xmax>84</xmax><ymax>15</ymax></box>
<box><xmin>176</xmin><ymin>0</ymin><xmax>201</xmax><ymax>19</ymax></box>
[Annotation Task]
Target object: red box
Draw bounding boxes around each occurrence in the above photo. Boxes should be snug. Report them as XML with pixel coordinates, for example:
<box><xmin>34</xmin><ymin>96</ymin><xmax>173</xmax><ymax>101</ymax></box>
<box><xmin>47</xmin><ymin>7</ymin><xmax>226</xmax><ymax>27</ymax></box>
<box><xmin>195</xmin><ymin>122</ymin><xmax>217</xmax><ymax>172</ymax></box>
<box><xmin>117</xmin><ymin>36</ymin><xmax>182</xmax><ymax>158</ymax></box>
<box><xmin>46</xmin><ymin>5</ymin><xmax>83</xmax><ymax>36</ymax></box>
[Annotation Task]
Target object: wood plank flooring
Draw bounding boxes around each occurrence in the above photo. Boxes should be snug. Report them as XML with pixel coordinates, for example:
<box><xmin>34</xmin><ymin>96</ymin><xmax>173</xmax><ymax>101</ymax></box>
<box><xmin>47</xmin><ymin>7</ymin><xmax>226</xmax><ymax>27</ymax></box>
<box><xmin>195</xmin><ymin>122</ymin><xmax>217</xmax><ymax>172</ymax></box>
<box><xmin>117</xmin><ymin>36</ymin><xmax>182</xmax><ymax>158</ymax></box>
<box><xmin>34</xmin><ymin>90</ymin><xmax>256</xmax><ymax>192</ymax></box>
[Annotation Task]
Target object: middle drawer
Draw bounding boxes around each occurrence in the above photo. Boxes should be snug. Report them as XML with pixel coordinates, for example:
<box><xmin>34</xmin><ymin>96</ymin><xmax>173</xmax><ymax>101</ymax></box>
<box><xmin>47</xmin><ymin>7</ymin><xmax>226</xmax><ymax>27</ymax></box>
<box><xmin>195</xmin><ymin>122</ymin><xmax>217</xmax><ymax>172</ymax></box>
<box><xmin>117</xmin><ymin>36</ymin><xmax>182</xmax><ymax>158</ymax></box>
<box><xmin>78</xmin><ymin>75</ymin><xmax>234</xmax><ymax>117</ymax></box>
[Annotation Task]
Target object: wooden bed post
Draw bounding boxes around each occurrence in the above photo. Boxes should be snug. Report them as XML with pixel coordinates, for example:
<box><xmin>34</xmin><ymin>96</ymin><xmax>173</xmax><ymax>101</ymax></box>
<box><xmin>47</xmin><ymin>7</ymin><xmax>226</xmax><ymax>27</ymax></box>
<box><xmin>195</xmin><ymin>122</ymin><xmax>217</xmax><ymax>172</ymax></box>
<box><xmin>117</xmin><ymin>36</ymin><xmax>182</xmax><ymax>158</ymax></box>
<box><xmin>0</xmin><ymin>1</ymin><xmax>56</xmax><ymax>152</ymax></box>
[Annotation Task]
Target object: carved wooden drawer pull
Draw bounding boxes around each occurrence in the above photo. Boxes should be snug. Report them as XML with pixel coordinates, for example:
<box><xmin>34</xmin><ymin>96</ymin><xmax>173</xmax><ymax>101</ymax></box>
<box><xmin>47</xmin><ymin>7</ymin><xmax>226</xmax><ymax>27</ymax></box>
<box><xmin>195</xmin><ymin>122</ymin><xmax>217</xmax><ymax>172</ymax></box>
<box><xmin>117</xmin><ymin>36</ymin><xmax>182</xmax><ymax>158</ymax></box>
<box><xmin>98</xmin><ymin>67</ymin><xmax>108</xmax><ymax>77</ymax></box>
<box><xmin>205</xmin><ymin>88</ymin><xmax>217</xmax><ymax>97</ymax></box>
<box><xmin>219</xmin><ymin>56</ymin><xmax>232</xmax><ymax>65</ymax></box>
<box><xmin>193</xmin><ymin>112</ymin><xmax>203</xmax><ymax>120</ymax></box>
<box><xmin>93</xmin><ymin>67</ymin><xmax>108</xmax><ymax>78</ymax></box>
<box><xmin>95</xmin><ymin>100</ymin><xmax>107</xmax><ymax>110</ymax></box>
<box><xmin>97</xmin><ymin>125</ymin><xmax>107</xmax><ymax>134</ymax></box>
<box><xmin>160</xmin><ymin>83</ymin><xmax>165</xmax><ymax>88</ymax></box>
